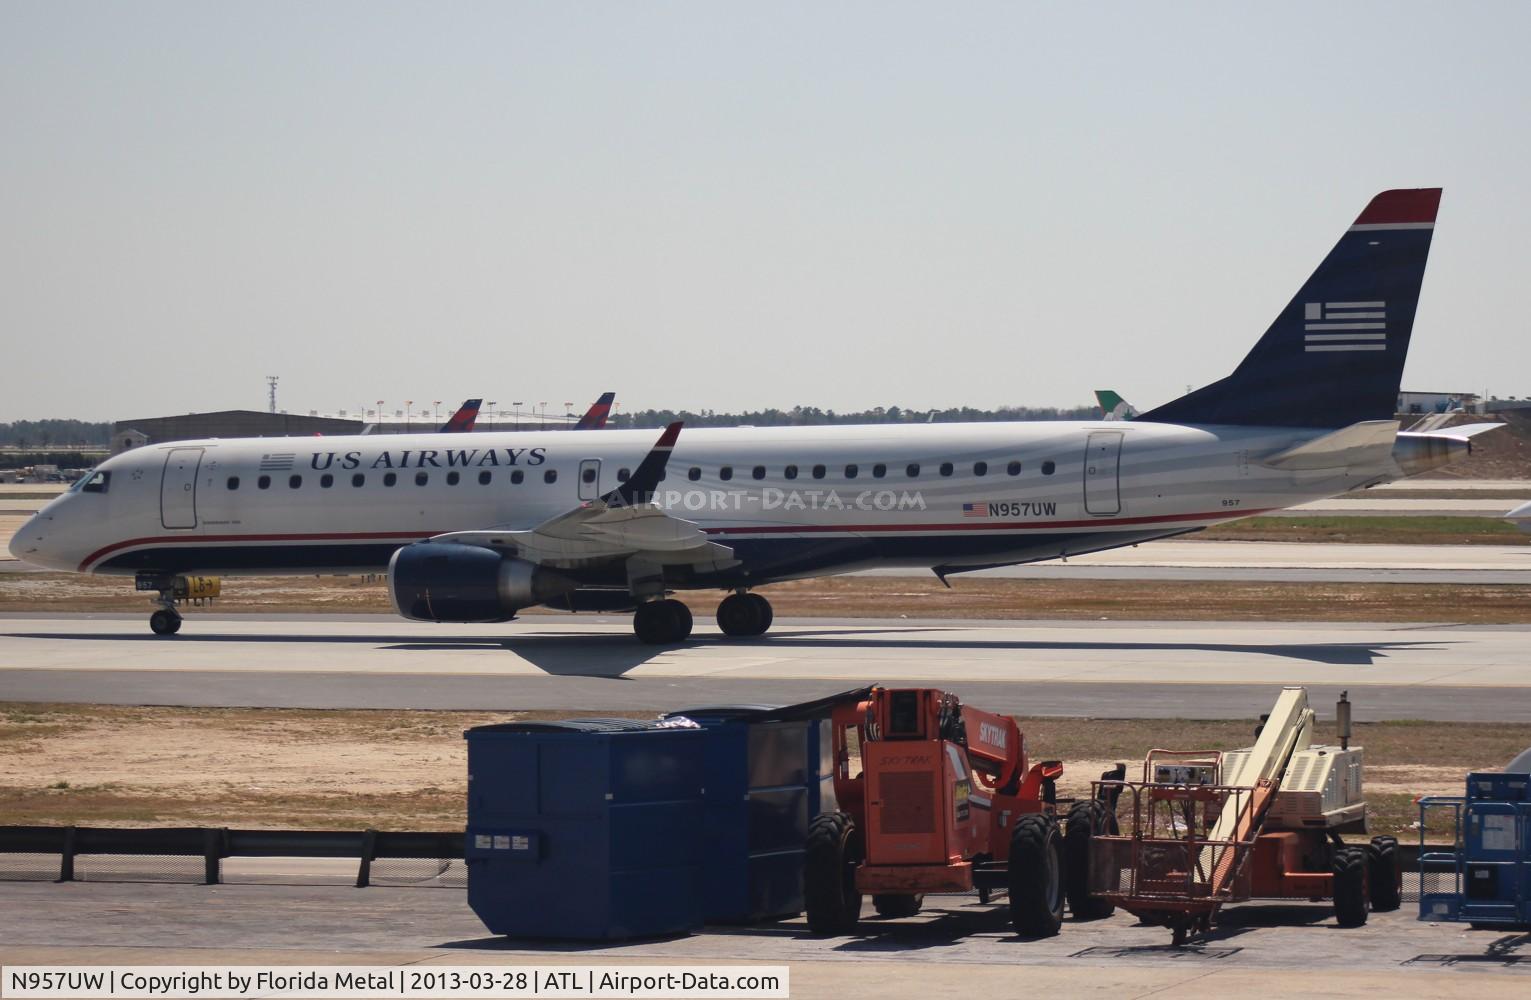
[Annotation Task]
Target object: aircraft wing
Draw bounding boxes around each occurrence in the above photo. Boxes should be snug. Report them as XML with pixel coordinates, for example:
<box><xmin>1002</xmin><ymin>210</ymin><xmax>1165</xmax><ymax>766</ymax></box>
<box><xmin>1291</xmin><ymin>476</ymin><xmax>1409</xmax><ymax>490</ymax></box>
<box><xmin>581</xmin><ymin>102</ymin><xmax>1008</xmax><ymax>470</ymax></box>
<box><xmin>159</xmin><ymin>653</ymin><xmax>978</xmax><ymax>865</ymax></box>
<box><xmin>425</xmin><ymin>422</ymin><xmax>736</xmax><ymax>572</ymax></box>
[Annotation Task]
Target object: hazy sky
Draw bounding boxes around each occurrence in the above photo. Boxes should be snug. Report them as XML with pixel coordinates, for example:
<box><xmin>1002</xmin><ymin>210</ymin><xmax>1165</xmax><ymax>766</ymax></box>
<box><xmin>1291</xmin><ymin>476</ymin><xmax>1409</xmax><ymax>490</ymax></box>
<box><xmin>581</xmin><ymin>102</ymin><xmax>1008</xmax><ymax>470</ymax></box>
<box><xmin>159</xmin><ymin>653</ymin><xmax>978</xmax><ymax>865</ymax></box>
<box><xmin>3</xmin><ymin>2</ymin><xmax>1528</xmax><ymax>422</ymax></box>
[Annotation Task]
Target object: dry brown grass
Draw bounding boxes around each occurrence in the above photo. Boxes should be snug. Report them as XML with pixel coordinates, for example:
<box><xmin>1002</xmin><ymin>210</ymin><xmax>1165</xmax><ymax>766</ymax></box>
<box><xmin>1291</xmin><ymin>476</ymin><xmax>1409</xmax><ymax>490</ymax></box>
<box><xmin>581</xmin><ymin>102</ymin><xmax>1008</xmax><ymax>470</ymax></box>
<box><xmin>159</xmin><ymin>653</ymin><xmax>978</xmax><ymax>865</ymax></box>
<box><xmin>4</xmin><ymin>572</ymin><xmax>1531</xmax><ymax>623</ymax></box>
<box><xmin>2</xmin><ymin>703</ymin><xmax>1524</xmax><ymax>840</ymax></box>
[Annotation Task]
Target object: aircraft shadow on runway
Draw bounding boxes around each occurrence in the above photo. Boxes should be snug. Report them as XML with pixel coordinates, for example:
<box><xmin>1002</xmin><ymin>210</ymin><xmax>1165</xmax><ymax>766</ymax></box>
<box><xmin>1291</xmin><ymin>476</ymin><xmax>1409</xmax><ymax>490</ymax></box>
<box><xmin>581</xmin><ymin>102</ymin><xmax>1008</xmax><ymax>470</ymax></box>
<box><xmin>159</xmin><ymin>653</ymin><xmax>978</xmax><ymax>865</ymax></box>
<box><xmin>1</xmin><ymin>628</ymin><xmax>1453</xmax><ymax>678</ymax></box>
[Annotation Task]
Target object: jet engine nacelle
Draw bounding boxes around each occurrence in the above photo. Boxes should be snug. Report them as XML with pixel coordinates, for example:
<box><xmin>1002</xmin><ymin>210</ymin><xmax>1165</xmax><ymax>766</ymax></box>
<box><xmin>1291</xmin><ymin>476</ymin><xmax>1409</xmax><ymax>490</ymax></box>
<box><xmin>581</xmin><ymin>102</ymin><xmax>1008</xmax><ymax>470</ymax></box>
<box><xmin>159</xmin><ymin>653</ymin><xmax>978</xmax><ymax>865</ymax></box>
<box><xmin>387</xmin><ymin>543</ymin><xmax>574</xmax><ymax>622</ymax></box>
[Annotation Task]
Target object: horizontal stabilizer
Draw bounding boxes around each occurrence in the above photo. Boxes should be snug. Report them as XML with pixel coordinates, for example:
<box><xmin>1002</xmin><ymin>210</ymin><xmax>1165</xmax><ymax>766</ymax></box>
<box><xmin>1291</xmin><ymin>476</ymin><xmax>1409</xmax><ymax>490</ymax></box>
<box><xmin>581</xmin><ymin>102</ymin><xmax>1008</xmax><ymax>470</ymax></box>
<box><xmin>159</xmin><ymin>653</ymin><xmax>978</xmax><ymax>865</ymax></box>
<box><xmin>1261</xmin><ymin>420</ymin><xmax>1398</xmax><ymax>470</ymax></box>
<box><xmin>1397</xmin><ymin>422</ymin><xmax>1502</xmax><ymax>444</ymax></box>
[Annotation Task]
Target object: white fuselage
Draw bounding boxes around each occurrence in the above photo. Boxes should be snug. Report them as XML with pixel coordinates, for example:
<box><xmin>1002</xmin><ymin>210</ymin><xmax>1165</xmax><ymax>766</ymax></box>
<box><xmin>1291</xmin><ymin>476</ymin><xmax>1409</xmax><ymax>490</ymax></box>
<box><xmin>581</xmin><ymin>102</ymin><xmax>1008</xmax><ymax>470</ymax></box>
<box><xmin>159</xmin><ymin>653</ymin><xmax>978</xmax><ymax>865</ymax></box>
<box><xmin>12</xmin><ymin>420</ymin><xmax>1385</xmax><ymax>587</ymax></box>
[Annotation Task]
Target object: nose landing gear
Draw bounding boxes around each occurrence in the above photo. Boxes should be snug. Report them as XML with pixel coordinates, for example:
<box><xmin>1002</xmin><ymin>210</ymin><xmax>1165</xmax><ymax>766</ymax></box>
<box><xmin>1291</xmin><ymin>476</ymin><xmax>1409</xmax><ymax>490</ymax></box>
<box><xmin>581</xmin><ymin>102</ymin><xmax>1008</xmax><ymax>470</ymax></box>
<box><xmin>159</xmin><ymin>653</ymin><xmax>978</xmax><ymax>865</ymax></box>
<box><xmin>149</xmin><ymin>606</ymin><xmax>182</xmax><ymax>636</ymax></box>
<box><xmin>136</xmin><ymin>573</ymin><xmax>218</xmax><ymax>637</ymax></box>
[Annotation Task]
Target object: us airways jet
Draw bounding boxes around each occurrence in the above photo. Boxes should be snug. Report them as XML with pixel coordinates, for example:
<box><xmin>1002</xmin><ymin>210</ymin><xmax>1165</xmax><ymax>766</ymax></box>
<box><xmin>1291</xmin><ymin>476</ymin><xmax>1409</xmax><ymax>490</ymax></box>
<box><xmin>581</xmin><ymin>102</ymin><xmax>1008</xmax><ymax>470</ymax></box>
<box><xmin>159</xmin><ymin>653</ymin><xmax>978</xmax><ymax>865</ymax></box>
<box><xmin>10</xmin><ymin>189</ymin><xmax>1489</xmax><ymax>642</ymax></box>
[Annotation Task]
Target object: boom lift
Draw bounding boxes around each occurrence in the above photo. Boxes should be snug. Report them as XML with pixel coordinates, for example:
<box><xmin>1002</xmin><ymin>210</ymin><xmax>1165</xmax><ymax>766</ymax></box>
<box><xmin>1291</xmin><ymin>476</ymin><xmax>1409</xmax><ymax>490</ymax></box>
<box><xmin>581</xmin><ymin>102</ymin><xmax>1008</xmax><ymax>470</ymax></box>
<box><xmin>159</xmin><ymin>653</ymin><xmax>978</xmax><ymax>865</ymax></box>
<box><xmin>1087</xmin><ymin>688</ymin><xmax>1400</xmax><ymax>944</ymax></box>
<box><xmin>802</xmin><ymin>687</ymin><xmax>1115</xmax><ymax>937</ymax></box>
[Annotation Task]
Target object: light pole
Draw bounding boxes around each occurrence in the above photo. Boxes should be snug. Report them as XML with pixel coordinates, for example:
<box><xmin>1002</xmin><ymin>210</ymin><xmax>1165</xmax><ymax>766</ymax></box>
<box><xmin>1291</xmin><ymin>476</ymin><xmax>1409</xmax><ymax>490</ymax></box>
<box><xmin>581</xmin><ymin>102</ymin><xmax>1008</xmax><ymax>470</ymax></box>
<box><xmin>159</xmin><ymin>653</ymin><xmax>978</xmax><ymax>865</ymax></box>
<box><xmin>376</xmin><ymin>401</ymin><xmax>384</xmax><ymax>432</ymax></box>
<box><xmin>512</xmin><ymin>401</ymin><xmax>523</xmax><ymax>430</ymax></box>
<box><xmin>434</xmin><ymin>400</ymin><xmax>441</xmax><ymax>425</ymax></box>
<box><xmin>405</xmin><ymin>400</ymin><xmax>413</xmax><ymax>433</ymax></box>
<box><xmin>539</xmin><ymin>402</ymin><xmax>548</xmax><ymax>431</ymax></box>
<box><xmin>485</xmin><ymin>401</ymin><xmax>497</xmax><ymax>432</ymax></box>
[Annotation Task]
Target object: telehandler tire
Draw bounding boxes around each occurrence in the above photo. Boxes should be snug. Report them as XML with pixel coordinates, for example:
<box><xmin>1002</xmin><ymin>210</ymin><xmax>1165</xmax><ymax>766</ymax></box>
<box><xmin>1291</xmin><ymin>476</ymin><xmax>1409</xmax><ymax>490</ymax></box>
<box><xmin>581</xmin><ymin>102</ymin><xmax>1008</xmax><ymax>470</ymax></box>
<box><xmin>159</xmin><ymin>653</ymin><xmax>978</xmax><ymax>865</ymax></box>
<box><xmin>1064</xmin><ymin>799</ymin><xmax>1116</xmax><ymax>920</ymax></box>
<box><xmin>1009</xmin><ymin>814</ymin><xmax>1064</xmax><ymax>937</ymax></box>
<box><xmin>804</xmin><ymin>811</ymin><xmax>863</xmax><ymax>935</ymax></box>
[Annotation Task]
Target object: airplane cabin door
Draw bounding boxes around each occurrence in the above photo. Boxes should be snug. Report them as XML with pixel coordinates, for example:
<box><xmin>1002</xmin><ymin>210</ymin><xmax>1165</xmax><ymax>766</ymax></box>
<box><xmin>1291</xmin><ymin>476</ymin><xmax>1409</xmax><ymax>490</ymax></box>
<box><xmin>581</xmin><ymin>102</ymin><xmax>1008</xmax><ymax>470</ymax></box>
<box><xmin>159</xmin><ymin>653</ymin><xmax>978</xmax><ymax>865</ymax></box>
<box><xmin>1083</xmin><ymin>432</ymin><xmax>1123</xmax><ymax>516</ymax></box>
<box><xmin>160</xmin><ymin>448</ymin><xmax>204</xmax><ymax>529</ymax></box>
<box><xmin>577</xmin><ymin>458</ymin><xmax>602</xmax><ymax>502</ymax></box>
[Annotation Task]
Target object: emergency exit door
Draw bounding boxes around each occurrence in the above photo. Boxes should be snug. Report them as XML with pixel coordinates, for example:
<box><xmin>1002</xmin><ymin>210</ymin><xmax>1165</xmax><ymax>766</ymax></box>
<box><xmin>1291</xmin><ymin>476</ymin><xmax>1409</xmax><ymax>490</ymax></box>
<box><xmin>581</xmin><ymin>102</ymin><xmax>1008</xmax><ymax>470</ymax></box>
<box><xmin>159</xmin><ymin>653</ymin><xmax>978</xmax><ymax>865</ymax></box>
<box><xmin>1083</xmin><ymin>432</ymin><xmax>1123</xmax><ymax>516</ymax></box>
<box><xmin>577</xmin><ymin>458</ymin><xmax>602</xmax><ymax>502</ymax></box>
<box><xmin>160</xmin><ymin>448</ymin><xmax>203</xmax><ymax>529</ymax></box>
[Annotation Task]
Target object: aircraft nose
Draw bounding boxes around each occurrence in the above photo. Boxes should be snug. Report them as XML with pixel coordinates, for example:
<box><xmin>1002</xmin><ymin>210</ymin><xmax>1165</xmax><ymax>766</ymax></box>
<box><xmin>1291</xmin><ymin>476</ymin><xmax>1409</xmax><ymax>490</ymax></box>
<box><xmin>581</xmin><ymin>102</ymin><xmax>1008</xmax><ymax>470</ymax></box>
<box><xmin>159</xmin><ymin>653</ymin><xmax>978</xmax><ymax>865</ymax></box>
<box><xmin>8</xmin><ymin>512</ymin><xmax>58</xmax><ymax>568</ymax></box>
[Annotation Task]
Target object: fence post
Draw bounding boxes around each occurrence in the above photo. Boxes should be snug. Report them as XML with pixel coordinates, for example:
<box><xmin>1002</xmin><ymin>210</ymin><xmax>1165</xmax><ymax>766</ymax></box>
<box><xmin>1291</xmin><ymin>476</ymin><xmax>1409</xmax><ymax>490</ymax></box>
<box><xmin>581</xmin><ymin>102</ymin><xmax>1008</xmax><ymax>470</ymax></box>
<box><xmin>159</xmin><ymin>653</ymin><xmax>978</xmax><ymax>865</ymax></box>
<box><xmin>59</xmin><ymin>826</ymin><xmax>76</xmax><ymax>883</ymax></box>
<box><xmin>356</xmin><ymin>829</ymin><xmax>377</xmax><ymax>888</ymax></box>
<box><xmin>203</xmin><ymin>828</ymin><xmax>223</xmax><ymax>885</ymax></box>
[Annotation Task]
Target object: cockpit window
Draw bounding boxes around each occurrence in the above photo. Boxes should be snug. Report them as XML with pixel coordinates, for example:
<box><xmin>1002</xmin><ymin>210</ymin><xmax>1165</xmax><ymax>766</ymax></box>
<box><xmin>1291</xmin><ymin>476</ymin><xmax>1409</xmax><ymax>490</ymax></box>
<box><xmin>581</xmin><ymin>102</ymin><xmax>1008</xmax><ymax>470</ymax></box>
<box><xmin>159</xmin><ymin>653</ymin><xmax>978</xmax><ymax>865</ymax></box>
<box><xmin>80</xmin><ymin>470</ymin><xmax>111</xmax><ymax>494</ymax></box>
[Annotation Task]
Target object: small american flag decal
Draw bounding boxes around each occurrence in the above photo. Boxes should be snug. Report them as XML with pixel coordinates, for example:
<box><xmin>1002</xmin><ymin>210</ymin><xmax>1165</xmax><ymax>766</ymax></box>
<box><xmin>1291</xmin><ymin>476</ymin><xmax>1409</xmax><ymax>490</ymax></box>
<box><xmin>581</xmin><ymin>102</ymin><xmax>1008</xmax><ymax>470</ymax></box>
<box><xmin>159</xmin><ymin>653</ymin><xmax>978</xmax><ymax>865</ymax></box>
<box><xmin>962</xmin><ymin>502</ymin><xmax>990</xmax><ymax>518</ymax></box>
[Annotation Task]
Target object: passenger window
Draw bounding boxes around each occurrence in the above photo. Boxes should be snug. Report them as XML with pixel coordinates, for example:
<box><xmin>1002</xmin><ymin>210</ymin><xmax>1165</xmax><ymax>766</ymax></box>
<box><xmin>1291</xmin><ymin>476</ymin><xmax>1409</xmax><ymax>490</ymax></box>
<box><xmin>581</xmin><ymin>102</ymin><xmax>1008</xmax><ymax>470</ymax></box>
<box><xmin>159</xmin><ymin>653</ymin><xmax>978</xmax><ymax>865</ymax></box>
<box><xmin>544</xmin><ymin>469</ymin><xmax>557</xmax><ymax>484</ymax></box>
<box><xmin>845</xmin><ymin>464</ymin><xmax>858</xmax><ymax>479</ymax></box>
<box><xmin>974</xmin><ymin>461</ymin><xmax>988</xmax><ymax>476</ymax></box>
<box><xmin>812</xmin><ymin>464</ymin><xmax>826</xmax><ymax>480</ymax></box>
<box><xmin>784</xmin><ymin>465</ymin><xmax>798</xmax><ymax>480</ymax></box>
<box><xmin>383</xmin><ymin>472</ymin><xmax>397</xmax><ymax>487</ymax></box>
<box><xmin>720</xmin><ymin>466</ymin><xmax>733</xmax><ymax>482</ymax></box>
<box><xmin>939</xmin><ymin>462</ymin><xmax>953</xmax><ymax>477</ymax></box>
<box><xmin>226</xmin><ymin>476</ymin><xmax>239</xmax><ymax>491</ymax></box>
<box><xmin>618</xmin><ymin>468</ymin><xmax>631</xmax><ymax>482</ymax></box>
<box><xmin>582</xmin><ymin>467</ymin><xmax>597</xmax><ymax>484</ymax></box>
<box><xmin>447</xmin><ymin>471</ymin><xmax>460</xmax><ymax>486</ymax></box>
<box><xmin>688</xmin><ymin>467</ymin><xmax>702</xmax><ymax>482</ymax></box>
<box><xmin>511</xmin><ymin>470</ymin><xmax>524</xmax><ymax>485</ymax></box>
<box><xmin>415</xmin><ymin>471</ymin><xmax>428</xmax><ymax>486</ymax></box>
<box><xmin>872</xmin><ymin>463</ymin><xmax>886</xmax><ymax>478</ymax></box>
<box><xmin>320</xmin><ymin>473</ymin><xmax>333</xmax><ymax>488</ymax></box>
<box><xmin>1007</xmin><ymin>461</ymin><xmax>1022</xmax><ymax>476</ymax></box>
<box><xmin>1042</xmin><ymin>460</ymin><xmax>1056</xmax><ymax>475</ymax></box>
<box><xmin>289</xmin><ymin>475</ymin><xmax>302</xmax><ymax>489</ymax></box>
<box><xmin>906</xmin><ymin>463</ymin><xmax>920</xmax><ymax>478</ymax></box>
<box><xmin>258</xmin><ymin>475</ymin><xmax>271</xmax><ymax>490</ymax></box>
<box><xmin>752</xmin><ymin>465</ymin><xmax>766</xmax><ymax>480</ymax></box>
<box><xmin>478</xmin><ymin>470</ymin><xmax>492</xmax><ymax>485</ymax></box>
<box><xmin>352</xmin><ymin>473</ymin><xmax>366</xmax><ymax>487</ymax></box>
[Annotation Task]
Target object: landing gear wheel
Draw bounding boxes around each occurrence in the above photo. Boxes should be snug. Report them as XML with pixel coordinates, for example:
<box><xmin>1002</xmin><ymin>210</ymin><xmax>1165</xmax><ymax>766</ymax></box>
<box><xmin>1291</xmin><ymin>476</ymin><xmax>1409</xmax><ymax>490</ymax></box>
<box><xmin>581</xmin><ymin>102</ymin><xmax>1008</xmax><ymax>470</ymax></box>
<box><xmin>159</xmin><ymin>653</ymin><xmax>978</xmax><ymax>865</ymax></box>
<box><xmin>716</xmin><ymin>592</ymin><xmax>772</xmax><ymax>637</ymax></box>
<box><xmin>1332</xmin><ymin>845</ymin><xmax>1369</xmax><ymax>928</ymax></box>
<box><xmin>1367</xmin><ymin>835</ymin><xmax>1402</xmax><ymax>912</ymax></box>
<box><xmin>149</xmin><ymin>609</ymin><xmax>182</xmax><ymax>636</ymax></box>
<box><xmin>1064</xmin><ymin>799</ymin><xmax>1115</xmax><ymax>920</ymax></box>
<box><xmin>1008</xmin><ymin>814</ymin><xmax>1064</xmax><ymax>937</ymax></box>
<box><xmin>872</xmin><ymin>893</ymin><xmax>923</xmax><ymax>919</ymax></box>
<box><xmin>633</xmin><ymin>599</ymin><xmax>693</xmax><ymax>644</ymax></box>
<box><xmin>804</xmin><ymin>811</ymin><xmax>863</xmax><ymax>935</ymax></box>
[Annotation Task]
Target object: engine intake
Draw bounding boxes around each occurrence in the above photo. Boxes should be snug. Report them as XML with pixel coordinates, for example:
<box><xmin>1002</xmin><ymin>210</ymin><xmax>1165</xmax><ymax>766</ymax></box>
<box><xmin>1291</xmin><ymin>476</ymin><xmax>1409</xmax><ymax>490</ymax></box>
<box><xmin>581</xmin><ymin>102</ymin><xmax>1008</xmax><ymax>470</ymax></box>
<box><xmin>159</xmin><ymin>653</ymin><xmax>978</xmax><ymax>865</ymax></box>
<box><xmin>387</xmin><ymin>543</ymin><xmax>573</xmax><ymax>622</ymax></box>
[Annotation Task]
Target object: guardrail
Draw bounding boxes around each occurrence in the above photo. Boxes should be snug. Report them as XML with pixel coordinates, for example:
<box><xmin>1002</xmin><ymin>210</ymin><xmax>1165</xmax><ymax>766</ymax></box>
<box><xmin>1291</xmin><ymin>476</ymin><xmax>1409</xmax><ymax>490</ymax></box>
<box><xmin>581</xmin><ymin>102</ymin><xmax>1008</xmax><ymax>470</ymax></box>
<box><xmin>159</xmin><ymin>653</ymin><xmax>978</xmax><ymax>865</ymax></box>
<box><xmin>0</xmin><ymin>826</ymin><xmax>462</xmax><ymax>887</ymax></box>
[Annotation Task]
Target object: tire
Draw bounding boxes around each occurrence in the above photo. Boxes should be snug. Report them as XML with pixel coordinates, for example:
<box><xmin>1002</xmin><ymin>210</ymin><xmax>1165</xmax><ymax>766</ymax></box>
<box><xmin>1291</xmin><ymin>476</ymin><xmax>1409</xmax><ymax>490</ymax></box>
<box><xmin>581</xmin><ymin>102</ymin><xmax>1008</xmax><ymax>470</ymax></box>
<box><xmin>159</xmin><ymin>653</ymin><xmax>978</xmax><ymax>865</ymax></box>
<box><xmin>664</xmin><ymin>599</ymin><xmax>693</xmax><ymax>641</ymax></box>
<box><xmin>1332</xmin><ymin>846</ymin><xmax>1369</xmax><ymax>928</ymax></box>
<box><xmin>804</xmin><ymin>811</ymin><xmax>862</xmax><ymax>935</ymax></box>
<box><xmin>1367</xmin><ymin>836</ymin><xmax>1402</xmax><ymax>912</ymax></box>
<box><xmin>1064</xmin><ymin>800</ymin><xmax>1115</xmax><ymax>920</ymax></box>
<box><xmin>1008</xmin><ymin>814</ymin><xmax>1064</xmax><ymax>937</ymax></box>
<box><xmin>149</xmin><ymin>610</ymin><xmax>181</xmax><ymax>636</ymax></box>
<box><xmin>716</xmin><ymin>593</ymin><xmax>759</xmax><ymax>637</ymax></box>
<box><xmin>745</xmin><ymin>593</ymin><xmax>773</xmax><ymax>634</ymax></box>
<box><xmin>872</xmin><ymin>893</ymin><xmax>923</xmax><ymax>919</ymax></box>
<box><xmin>634</xmin><ymin>600</ymin><xmax>691</xmax><ymax>644</ymax></box>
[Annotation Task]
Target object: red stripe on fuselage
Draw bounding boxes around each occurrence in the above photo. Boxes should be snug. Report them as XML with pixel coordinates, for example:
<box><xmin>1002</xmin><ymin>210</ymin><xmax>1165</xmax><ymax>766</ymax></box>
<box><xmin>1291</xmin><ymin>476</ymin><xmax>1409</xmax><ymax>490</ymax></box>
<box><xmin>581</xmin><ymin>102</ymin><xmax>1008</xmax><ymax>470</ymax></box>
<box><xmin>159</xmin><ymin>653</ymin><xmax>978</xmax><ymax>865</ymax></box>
<box><xmin>76</xmin><ymin>508</ymin><xmax>1269</xmax><ymax>572</ymax></box>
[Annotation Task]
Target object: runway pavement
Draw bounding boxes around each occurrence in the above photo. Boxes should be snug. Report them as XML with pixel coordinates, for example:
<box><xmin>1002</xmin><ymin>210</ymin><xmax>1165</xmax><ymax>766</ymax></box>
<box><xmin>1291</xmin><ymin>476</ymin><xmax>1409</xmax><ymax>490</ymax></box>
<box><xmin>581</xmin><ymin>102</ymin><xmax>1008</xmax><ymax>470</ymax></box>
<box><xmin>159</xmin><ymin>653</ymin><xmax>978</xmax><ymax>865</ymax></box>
<box><xmin>2</xmin><ymin>613</ymin><xmax>1528</xmax><ymax>720</ymax></box>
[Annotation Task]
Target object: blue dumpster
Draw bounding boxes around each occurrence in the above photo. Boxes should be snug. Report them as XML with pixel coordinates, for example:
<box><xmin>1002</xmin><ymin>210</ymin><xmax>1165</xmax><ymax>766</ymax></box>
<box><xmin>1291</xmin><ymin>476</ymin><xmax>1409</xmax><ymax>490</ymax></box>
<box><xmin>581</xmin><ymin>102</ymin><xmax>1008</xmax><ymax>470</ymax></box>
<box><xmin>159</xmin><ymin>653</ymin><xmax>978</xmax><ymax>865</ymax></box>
<box><xmin>464</xmin><ymin>719</ymin><xmax>706</xmax><ymax>940</ymax></box>
<box><xmin>663</xmin><ymin>688</ymin><xmax>864</xmax><ymax>923</ymax></box>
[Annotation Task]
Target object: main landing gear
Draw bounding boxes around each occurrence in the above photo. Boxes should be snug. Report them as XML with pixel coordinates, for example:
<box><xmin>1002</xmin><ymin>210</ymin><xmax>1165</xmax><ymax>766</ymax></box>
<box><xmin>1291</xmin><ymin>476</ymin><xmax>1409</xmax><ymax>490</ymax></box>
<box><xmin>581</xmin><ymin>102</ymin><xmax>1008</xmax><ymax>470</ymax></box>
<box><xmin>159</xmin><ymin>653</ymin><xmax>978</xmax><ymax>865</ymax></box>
<box><xmin>633</xmin><ymin>598</ymin><xmax>694</xmax><ymax>644</ymax></box>
<box><xmin>630</xmin><ymin>592</ymin><xmax>775</xmax><ymax>644</ymax></box>
<box><xmin>716</xmin><ymin>591</ymin><xmax>772</xmax><ymax>637</ymax></box>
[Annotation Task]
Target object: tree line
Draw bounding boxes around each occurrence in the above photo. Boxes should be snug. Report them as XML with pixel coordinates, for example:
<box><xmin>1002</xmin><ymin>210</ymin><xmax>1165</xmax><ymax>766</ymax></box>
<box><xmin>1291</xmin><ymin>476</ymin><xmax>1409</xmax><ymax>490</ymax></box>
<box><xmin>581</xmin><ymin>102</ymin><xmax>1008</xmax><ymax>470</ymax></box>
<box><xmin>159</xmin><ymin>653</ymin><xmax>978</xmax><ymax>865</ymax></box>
<box><xmin>0</xmin><ymin>420</ymin><xmax>113</xmax><ymax>448</ymax></box>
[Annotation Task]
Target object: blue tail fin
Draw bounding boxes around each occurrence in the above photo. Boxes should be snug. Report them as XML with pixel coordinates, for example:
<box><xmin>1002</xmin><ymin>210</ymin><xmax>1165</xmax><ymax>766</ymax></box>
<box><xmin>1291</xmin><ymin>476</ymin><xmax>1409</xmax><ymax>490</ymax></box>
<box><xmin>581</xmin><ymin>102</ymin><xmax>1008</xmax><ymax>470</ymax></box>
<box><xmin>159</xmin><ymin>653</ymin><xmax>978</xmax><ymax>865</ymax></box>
<box><xmin>1139</xmin><ymin>189</ymin><xmax>1440</xmax><ymax>428</ymax></box>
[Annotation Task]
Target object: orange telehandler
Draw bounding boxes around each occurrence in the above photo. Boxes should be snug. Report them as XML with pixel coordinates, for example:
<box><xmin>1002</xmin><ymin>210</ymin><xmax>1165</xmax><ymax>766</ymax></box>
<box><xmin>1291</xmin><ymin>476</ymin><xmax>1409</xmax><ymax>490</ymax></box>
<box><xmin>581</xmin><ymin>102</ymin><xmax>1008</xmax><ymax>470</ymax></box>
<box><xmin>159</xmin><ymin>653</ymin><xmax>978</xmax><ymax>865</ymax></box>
<box><xmin>803</xmin><ymin>686</ymin><xmax>1118</xmax><ymax>937</ymax></box>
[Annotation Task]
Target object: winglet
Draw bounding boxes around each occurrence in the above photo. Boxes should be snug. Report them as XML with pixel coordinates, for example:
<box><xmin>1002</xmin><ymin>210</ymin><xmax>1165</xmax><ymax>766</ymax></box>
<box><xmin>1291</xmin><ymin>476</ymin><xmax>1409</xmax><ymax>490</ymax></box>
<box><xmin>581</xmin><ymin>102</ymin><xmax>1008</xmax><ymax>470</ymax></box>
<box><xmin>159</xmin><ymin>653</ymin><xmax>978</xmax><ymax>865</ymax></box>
<box><xmin>602</xmin><ymin>421</ymin><xmax>681</xmax><ymax>507</ymax></box>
